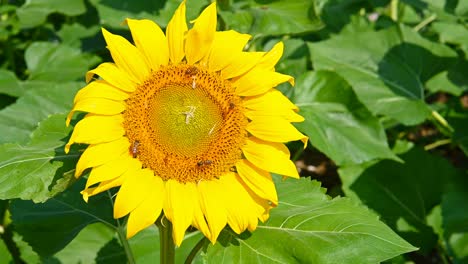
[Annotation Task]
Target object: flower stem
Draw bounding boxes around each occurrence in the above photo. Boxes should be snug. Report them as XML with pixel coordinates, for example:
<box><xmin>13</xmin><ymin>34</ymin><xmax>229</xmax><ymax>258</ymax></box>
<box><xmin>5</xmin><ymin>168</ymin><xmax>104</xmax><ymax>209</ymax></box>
<box><xmin>185</xmin><ymin>236</ymin><xmax>208</xmax><ymax>264</ymax></box>
<box><xmin>117</xmin><ymin>223</ymin><xmax>136</xmax><ymax>264</ymax></box>
<box><xmin>157</xmin><ymin>216</ymin><xmax>175</xmax><ymax>264</ymax></box>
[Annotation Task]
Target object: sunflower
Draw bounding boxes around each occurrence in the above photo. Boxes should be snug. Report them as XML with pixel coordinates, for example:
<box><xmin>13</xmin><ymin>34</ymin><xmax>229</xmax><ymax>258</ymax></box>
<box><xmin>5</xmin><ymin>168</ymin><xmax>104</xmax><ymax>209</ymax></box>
<box><xmin>65</xmin><ymin>1</ymin><xmax>307</xmax><ymax>246</ymax></box>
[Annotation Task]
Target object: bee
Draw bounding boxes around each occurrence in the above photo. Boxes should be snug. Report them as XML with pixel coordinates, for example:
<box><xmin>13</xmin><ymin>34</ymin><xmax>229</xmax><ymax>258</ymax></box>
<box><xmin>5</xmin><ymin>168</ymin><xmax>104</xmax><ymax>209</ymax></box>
<box><xmin>229</xmin><ymin>102</ymin><xmax>235</xmax><ymax>110</ymax></box>
<box><xmin>197</xmin><ymin>160</ymin><xmax>213</xmax><ymax>166</ymax></box>
<box><xmin>185</xmin><ymin>66</ymin><xmax>199</xmax><ymax>76</ymax></box>
<box><xmin>131</xmin><ymin>140</ymin><xmax>140</xmax><ymax>158</ymax></box>
<box><xmin>185</xmin><ymin>66</ymin><xmax>198</xmax><ymax>89</ymax></box>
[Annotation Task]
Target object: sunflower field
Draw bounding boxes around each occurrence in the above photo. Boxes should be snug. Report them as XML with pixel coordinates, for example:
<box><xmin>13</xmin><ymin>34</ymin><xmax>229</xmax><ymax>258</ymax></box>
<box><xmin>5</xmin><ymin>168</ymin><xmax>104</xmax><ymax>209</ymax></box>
<box><xmin>0</xmin><ymin>0</ymin><xmax>467</xmax><ymax>263</ymax></box>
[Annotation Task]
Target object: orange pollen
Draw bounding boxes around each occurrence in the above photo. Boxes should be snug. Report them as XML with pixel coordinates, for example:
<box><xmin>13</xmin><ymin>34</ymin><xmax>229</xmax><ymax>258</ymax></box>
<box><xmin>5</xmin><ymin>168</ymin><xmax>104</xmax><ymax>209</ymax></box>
<box><xmin>123</xmin><ymin>64</ymin><xmax>247</xmax><ymax>183</ymax></box>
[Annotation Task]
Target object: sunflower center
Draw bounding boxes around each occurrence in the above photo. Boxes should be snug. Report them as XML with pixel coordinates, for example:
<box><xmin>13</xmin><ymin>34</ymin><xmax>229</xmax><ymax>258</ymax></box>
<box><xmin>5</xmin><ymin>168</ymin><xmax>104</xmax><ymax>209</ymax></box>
<box><xmin>149</xmin><ymin>85</ymin><xmax>223</xmax><ymax>157</ymax></box>
<box><xmin>124</xmin><ymin>65</ymin><xmax>247</xmax><ymax>183</ymax></box>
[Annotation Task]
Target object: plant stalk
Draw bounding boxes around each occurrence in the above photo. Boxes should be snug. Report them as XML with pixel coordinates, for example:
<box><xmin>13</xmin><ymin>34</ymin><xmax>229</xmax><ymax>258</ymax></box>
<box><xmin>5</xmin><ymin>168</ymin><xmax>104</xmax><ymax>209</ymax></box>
<box><xmin>117</xmin><ymin>222</ymin><xmax>136</xmax><ymax>264</ymax></box>
<box><xmin>157</xmin><ymin>216</ymin><xmax>175</xmax><ymax>264</ymax></box>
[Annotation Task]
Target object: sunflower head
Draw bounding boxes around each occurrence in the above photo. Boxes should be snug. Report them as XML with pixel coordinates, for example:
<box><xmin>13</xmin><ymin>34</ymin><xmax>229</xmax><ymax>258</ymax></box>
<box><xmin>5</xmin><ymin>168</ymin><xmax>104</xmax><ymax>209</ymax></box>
<box><xmin>66</xmin><ymin>0</ymin><xmax>307</xmax><ymax>246</ymax></box>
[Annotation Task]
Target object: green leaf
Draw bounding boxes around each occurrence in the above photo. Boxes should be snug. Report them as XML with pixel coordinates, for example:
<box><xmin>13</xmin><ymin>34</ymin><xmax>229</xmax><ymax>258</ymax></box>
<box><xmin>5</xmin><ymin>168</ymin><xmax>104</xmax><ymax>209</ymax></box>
<box><xmin>16</xmin><ymin>0</ymin><xmax>86</xmax><ymax>28</ymax></box>
<box><xmin>203</xmin><ymin>177</ymin><xmax>416</xmax><ymax>263</ymax></box>
<box><xmin>0</xmin><ymin>239</ymin><xmax>12</xmax><ymax>264</ymax></box>
<box><xmin>432</xmin><ymin>21</ymin><xmax>468</xmax><ymax>53</ymax></box>
<box><xmin>88</xmin><ymin>0</ymin><xmax>207</xmax><ymax>29</ymax></box>
<box><xmin>343</xmin><ymin>147</ymin><xmax>458</xmax><ymax>252</ymax></box>
<box><xmin>0</xmin><ymin>81</ymin><xmax>81</xmax><ymax>144</ymax></box>
<box><xmin>0</xmin><ymin>69</ymin><xmax>24</xmax><ymax>97</ymax></box>
<box><xmin>10</xmin><ymin>178</ymin><xmax>117</xmax><ymax>257</ymax></box>
<box><xmin>25</xmin><ymin>42</ymin><xmax>100</xmax><ymax>82</ymax></box>
<box><xmin>308</xmin><ymin>24</ymin><xmax>457</xmax><ymax>125</ymax></box>
<box><xmin>128</xmin><ymin>225</ymin><xmax>159</xmax><ymax>263</ymax></box>
<box><xmin>57</xmin><ymin>23</ymin><xmax>101</xmax><ymax>48</ymax></box>
<box><xmin>47</xmin><ymin>223</ymin><xmax>115</xmax><ymax>263</ymax></box>
<box><xmin>95</xmin><ymin>238</ymin><xmax>126</xmax><ymax>264</ymax></box>
<box><xmin>0</xmin><ymin>114</ymin><xmax>79</xmax><ymax>202</ymax></box>
<box><xmin>294</xmin><ymin>70</ymin><xmax>398</xmax><ymax>165</ymax></box>
<box><xmin>447</xmin><ymin>233</ymin><xmax>468</xmax><ymax>262</ymax></box>
<box><xmin>220</xmin><ymin>0</ymin><xmax>323</xmax><ymax>36</ymax></box>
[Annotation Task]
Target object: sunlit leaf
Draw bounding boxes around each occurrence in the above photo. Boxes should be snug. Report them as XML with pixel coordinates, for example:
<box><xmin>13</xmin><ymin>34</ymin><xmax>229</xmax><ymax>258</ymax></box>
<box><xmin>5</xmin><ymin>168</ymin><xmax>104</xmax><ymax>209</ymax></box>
<box><xmin>308</xmin><ymin>24</ymin><xmax>457</xmax><ymax>125</ymax></box>
<box><xmin>0</xmin><ymin>69</ymin><xmax>24</xmax><ymax>97</ymax></box>
<box><xmin>16</xmin><ymin>0</ymin><xmax>86</xmax><ymax>28</ymax></box>
<box><xmin>25</xmin><ymin>42</ymin><xmax>100</xmax><ymax>82</ymax></box>
<box><xmin>0</xmin><ymin>114</ymin><xmax>79</xmax><ymax>202</ymax></box>
<box><xmin>0</xmin><ymin>81</ymin><xmax>80</xmax><ymax>144</ymax></box>
<box><xmin>220</xmin><ymin>0</ymin><xmax>323</xmax><ymax>36</ymax></box>
<box><xmin>202</xmin><ymin>178</ymin><xmax>416</xmax><ymax>263</ymax></box>
<box><xmin>294</xmin><ymin>70</ymin><xmax>398</xmax><ymax>165</ymax></box>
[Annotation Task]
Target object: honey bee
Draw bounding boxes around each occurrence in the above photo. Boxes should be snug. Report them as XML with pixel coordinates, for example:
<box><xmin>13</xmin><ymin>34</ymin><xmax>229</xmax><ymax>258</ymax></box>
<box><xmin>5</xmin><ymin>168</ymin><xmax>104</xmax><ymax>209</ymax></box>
<box><xmin>185</xmin><ymin>66</ymin><xmax>198</xmax><ymax>89</ymax></box>
<box><xmin>229</xmin><ymin>102</ymin><xmax>235</xmax><ymax>110</ymax></box>
<box><xmin>197</xmin><ymin>160</ymin><xmax>213</xmax><ymax>166</ymax></box>
<box><xmin>185</xmin><ymin>66</ymin><xmax>199</xmax><ymax>76</ymax></box>
<box><xmin>131</xmin><ymin>140</ymin><xmax>140</xmax><ymax>158</ymax></box>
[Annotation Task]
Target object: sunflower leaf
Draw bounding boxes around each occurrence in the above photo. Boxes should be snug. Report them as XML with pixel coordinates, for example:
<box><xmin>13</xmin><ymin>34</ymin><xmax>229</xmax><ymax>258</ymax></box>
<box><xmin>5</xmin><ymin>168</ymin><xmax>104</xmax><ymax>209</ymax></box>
<box><xmin>0</xmin><ymin>113</ymin><xmax>80</xmax><ymax>202</ymax></box>
<box><xmin>0</xmin><ymin>81</ymin><xmax>81</xmax><ymax>144</ymax></box>
<box><xmin>10</xmin><ymin>179</ymin><xmax>116</xmax><ymax>258</ymax></box>
<box><xmin>16</xmin><ymin>0</ymin><xmax>86</xmax><ymax>28</ymax></box>
<box><xmin>294</xmin><ymin>70</ymin><xmax>398</xmax><ymax>165</ymax></box>
<box><xmin>307</xmin><ymin>24</ymin><xmax>457</xmax><ymax>125</ymax></box>
<box><xmin>25</xmin><ymin>42</ymin><xmax>100</xmax><ymax>82</ymax></box>
<box><xmin>202</xmin><ymin>177</ymin><xmax>417</xmax><ymax>263</ymax></box>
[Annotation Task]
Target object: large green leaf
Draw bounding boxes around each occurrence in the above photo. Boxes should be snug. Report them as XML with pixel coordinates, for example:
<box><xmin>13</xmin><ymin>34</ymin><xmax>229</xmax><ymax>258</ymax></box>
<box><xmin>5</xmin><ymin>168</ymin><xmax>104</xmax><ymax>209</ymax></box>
<box><xmin>88</xmin><ymin>0</ymin><xmax>208</xmax><ymax>29</ymax></box>
<box><xmin>342</xmin><ymin>146</ymin><xmax>458</xmax><ymax>252</ymax></box>
<box><xmin>0</xmin><ymin>114</ymin><xmax>80</xmax><ymax>202</ymax></box>
<box><xmin>47</xmin><ymin>223</ymin><xmax>115</xmax><ymax>263</ymax></box>
<box><xmin>0</xmin><ymin>81</ymin><xmax>81</xmax><ymax>144</ymax></box>
<box><xmin>220</xmin><ymin>0</ymin><xmax>323</xmax><ymax>37</ymax></box>
<box><xmin>0</xmin><ymin>69</ymin><xmax>24</xmax><ymax>97</ymax></box>
<box><xmin>293</xmin><ymin>70</ymin><xmax>398</xmax><ymax>165</ymax></box>
<box><xmin>25</xmin><ymin>42</ymin><xmax>99</xmax><ymax>82</ymax></box>
<box><xmin>16</xmin><ymin>0</ymin><xmax>86</xmax><ymax>28</ymax></box>
<box><xmin>10</xmin><ymin>178</ymin><xmax>116</xmax><ymax>258</ymax></box>
<box><xmin>308</xmin><ymin>24</ymin><xmax>457</xmax><ymax>125</ymax></box>
<box><xmin>202</xmin><ymin>177</ymin><xmax>416</xmax><ymax>263</ymax></box>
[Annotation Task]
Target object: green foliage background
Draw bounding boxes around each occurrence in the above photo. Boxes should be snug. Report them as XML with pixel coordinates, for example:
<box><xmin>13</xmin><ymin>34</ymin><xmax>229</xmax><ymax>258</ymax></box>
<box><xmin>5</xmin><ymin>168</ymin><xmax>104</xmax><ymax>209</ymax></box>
<box><xmin>0</xmin><ymin>0</ymin><xmax>467</xmax><ymax>263</ymax></box>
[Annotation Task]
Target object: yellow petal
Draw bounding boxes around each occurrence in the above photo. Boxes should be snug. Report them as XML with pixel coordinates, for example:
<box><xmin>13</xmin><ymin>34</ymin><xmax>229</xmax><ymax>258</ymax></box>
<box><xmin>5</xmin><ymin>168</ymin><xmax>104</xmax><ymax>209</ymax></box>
<box><xmin>246</xmin><ymin>117</ymin><xmax>308</xmax><ymax>147</ymax></box>
<box><xmin>234</xmin><ymin>68</ymin><xmax>293</xmax><ymax>96</ymax></box>
<box><xmin>114</xmin><ymin>168</ymin><xmax>153</xmax><ymax>219</ymax></box>
<box><xmin>242</xmin><ymin>137</ymin><xmax>299</xmax><ymax>178</ymax></box>
<box><xmin>86</xmin><ymin>154</ymin><xmax>136</xmax><ymax>189</ymax></box>
<box><xmin>66</xmin><ymin>97</ymin><xmax>126</xmax><ymax>126</ymax></box>
<box><xmin>65</xmin><ymin>114</ymin><xmax>124</xmax><ymax>153</ymax></box>
<box><xmin>257</xmin><ymin>41</ymin><xmax>284</xmax><ymax>70</ymax></box>
<box><xmin>86</xmin><ymin>62</ymin><xmax>137</xmax><ymax>92</ymax></box>
<box><xmin>74</xmin><ymin>80</ymin><xmax>129</xmax><ymax>104</ymax></box>
<box><xmin>243</xmin><ymin>88</ymin><xmax>298</xmax><ymax>111</ymax></box>
<box><xmin>126</xmin><ymin>19</ymin><xmax>169</xmax><ymax>70</ymax></box>
<box><xmin>163</xmin><ymin>180</ymin><xmax>196</xmax><ymax>246</ymax></box>
<box><xmin>206</xmin><ymin>30</ymin><xmax>251</xmax><ymax>72</ymax></box>
<box><xmin>166</xmin><ymin>0</ymin><xmax>187</xmax><ymax>64</ymax></box>
<box><xmin>221</xmin><ymin>173</ymin><xmax>260</xmax><ymax>234</ymax></box>
<box><xmin>236</xmin><ymin>159</ymin><xmax>278</xmax><ymax>205</ymax></box>
<box><xmin>191</xmin><ymin>192</ymin><xmax>211</xmax><ymax>240</ymax></box>
<box><xmin>197</xmin><ymin>179</ymin><xmax>227</xmax><ymax>243</ymax></box>
<box><xmin>221</xmin><ymin>52</ymin><xmax>264</xmax><ymax>79</ymax></box>
<box><xmin>245</xmin><ymin>109</ymin><xmax>304</xmax><ymax>123</ymax></box>
<box><xmin>185</xmin><ymin>2</ymin><xmax>217</xmax><ymax>64</ymax></box>
<box><xmin>102</xmin><ymin>28</ymin><xmax>150</xmax><ymax>82</ymax></box>
<box><xmin>81</xmin><ymin>174</ymin><xmax>127</xmax><ymax>203</ymax></box>
<box><xmin>75</xmin><ymin>137</ymin><xmax>130</xmax><ymax>177</ymax></box>
<box><xmin>127</xmin><ymin>175</ymin><xmax>164</xmax><ymax>238</ymax></box>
